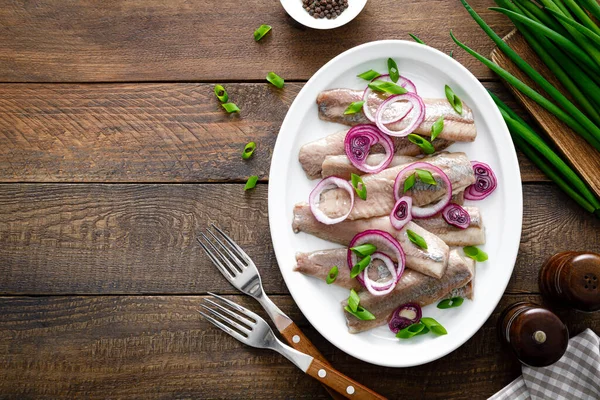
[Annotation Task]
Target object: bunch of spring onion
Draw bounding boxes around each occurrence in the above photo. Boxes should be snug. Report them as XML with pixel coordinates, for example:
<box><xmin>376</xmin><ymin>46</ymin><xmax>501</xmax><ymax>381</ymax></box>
<box><xmin>451</xmin><ymin>0</ymin><xmax>600</xmax><ymax>218</ymax></box>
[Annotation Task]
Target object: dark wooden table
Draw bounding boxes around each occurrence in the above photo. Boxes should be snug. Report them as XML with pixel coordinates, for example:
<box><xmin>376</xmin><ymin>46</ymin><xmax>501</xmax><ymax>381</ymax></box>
<box><xmin>0</xmin><ymin>1</ymin><xmax>598</xmax><ymax>398</ymax></box>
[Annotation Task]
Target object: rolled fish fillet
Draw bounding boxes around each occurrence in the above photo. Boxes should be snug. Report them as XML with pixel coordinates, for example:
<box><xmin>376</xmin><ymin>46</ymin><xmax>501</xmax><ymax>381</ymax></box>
<box><xmin>292</xmin><ymin>202</ymin><xmax>449</xmax><ymax>279</ymax></box>
<box><xmin>292</xmin><ymin>202</ymin><xmax>484</xmax><ymax>248</ymax></box>
<box><xmin>343</xmin><ymin>250</ymin><xmax>475</xmax><ymax>333</ymax></box>
<box><xmin>299</xmin><ymin>130</ymin><xmax>453</xmax><ymax>180</ymax></box>
<box><xmin>317</xmin><ymin>88</ymin><xmax>477</xmax><ymax>142</ymax></box>
<box><xmin>317</xmin><ymin>152</ymin><xmax>475</xmax><ymax>221</ymax></box>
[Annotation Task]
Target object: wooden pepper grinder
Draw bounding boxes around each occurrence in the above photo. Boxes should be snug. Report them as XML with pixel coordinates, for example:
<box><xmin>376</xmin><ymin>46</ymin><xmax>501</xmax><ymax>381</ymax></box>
<box><xmin>539</xmin><ymin>251</ymin><xmax>600</xmax><ymax>312</ymax></box>
<box><xmin>499</xmin><ymin>302</ymin><xmax>569</xmax><ymax>367</ymax></box>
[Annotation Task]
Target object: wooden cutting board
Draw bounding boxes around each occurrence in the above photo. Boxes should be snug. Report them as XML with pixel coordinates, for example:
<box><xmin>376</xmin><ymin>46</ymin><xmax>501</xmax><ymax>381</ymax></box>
<box><xmin>491</xmin><ymin>30</ymin><xmax>600</xmax><ymax>201</ymax></box>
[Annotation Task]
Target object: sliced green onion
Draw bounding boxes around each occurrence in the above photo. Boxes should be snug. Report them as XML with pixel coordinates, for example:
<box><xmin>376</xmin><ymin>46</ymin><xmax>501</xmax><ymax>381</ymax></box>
<box><xmin>344</xmin><ymin>305</ymin><xmax>376</xmax><ymax>321</ymax></box>
<box><xmin>348</xmin><ymin>289</ymin><xmax>360</xmax><ymax>313</ymax></box>
<box><xmin>350</xmin><ymin>243</ymin><xmax>377</xmax><ymax>257</ymax></box>
<box><xmin>431</xmin><ymin>116</ymin><xmax>444</xmax><ymax>141</ymax></box>
<box><xmin>242</xmin><ymin>142</ymin><xmax>256</xmax><ymax>160</ymax></box>
<box><xmin>420</xmin><ymin>317</ymin><xmax>447</xmax><ymax>335</ymax></box>
<box><xmin>222</xmin><ymin>103</ymin><xmax>240</xmax><ymax>113</ymax></box>
<box><xmin>326</xmin><ymin>266</ymin><xmax>339</xmax><ymax>284</ymax></box>
<box><xmin>266</xmin><ymin>72</ymin><xmax>285</xmax><ymax>89</ymax></box>
<box><xmin>388</xmin><ymin>58</ymin><xmax>400</xmax><ymax>83</ymax></box>
<box><xmin>407</xmin><ymin>134</ymin><xmax>435</xmax><ymax>155</ymax></box>
<box><xmin>344</xmin><ymin>101</ymin><xmax>365</xmax><ymax>115</ymax></box>
<box><xmin>437</xmin><ymin>297</ymin><xmax>464</xmax><ymax>309</ymax></box>
<box><xmin>368</xmin><ymin>80</ymin><xmax>408</xmax><ymax>95</ymax></box>
<box><xmin>403</xmin><ymin>173</ymin><xmax>416</xmax><ymax>193</ymax></box>
<box><xmin>244</xmin><ymin>175</ymin><xmax>259</xmax><ymax>191</ymax></box>
<box><xmin>357</xmin><ymin>69</ymin><xmax>381</xmax><ymax>81</ymax></box>
<box><xmin>415</xmin><ymin>168</ymin><xmax>437</xmax><ymax>185</ymax></box>
<box><xmin>350</xmin><ymin>255</ymin><xmax>371</xmax><ymax>279</ymax></box>
<box><xmin>214</xmin><ymin>84</ymin><xmax>228</xmax><ymax>103</ymax></box>
<box><xmin>407</xmin><ymin>229</ymin><xmax>427</xmax><ymax>250</ymax></box>
<box><xmin>253</xmin><ymin>24</ymin><xmax>272</xmax><ymax>41</ymax></box>
<box><xmin>409</xmin><ymin>33</ymin><xmax>426</xmax><ymax>44</ymax></box>
<box><xmin>445</xmin><ymin>84</ymin><xmax>463</xmax><ymax>115</ymax></box>
<box><xmin>396</xmin><ymin>323</ymin><xmax>429</xmax><ymax>339</ymax></box>
<box><xmin>463</xmin><ymin>246</ymin><xmax>488</xmax><ymax>262</ymax></box>
<box><xmin>351</xmin><ymin>173</ymin><xmax>367</xmax><ymax>200</ymax></box>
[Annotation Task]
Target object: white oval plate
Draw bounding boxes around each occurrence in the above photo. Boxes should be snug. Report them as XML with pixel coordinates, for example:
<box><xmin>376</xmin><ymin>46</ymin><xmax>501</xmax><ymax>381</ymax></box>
<box><xmin>268</xmin><ymin>40</ymin><xmax>522</xmax><ymax>367</ymax></box>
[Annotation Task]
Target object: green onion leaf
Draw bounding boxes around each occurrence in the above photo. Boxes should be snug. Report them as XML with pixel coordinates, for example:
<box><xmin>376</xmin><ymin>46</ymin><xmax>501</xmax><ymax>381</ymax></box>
<box><xmin>409</xmin><ymin>33</ymin><xmax>426</xmax><ymax>44</ymax></box>
<box><xmin>214</xmin><ymin>85</ymin><xmax>228</xmax><ymax>103</ymax></box>
<box><xmin>351</xmin><ymin>173</ymin><xmax>367</xmax><ymax>200</ymax></box>
<box><xmin>348</xmin><ymin>289</ymin><xmax>360</xmax><ymax>313</ymax></box>
<box><xmin>357</xmin><ymin>69</ymin><xmax>381</xmax><ymax>81</ymax></box>
<box><xmin>404</xmin><ymin>173</ymin><xmax>416</xmax><ymax>193</ymax></box>
<box><xmin>344</xmin><ymin>101</ymin><xmax>365</xmax><ymax>115</ymax></box>
<box><xmin>350</xmin><ymin>255</ymin><xmax>371</xmax><ymax>279</ymax></box>
<box><xmin>350</xmin><ymin>243</ymin><xmax>377</xmax><ymax>257</ymax></box>
<box><xmin>420</xmin><ymin>317</ymin><xmax>447</xmax><ymax>335</ymax></box>
<box><xmin>437</xmin><ymin>297</ymin><xmax>464</xmax><ymax>309</ymax></box>
<box><xmin>431</xmin><ymin>116</ymin><xmax>444</xmax><ymax>141</ymax></box>
<box><xmin>222</xmin><ymin>103</ymin><xmax>240</xmax><ymax>113</ymax></box>
<box><xmin>407</xmin><ymin>134</ymin><xmax>435</xmax><ymax>155</ymax></box>
<box><xmin>416</xmin><ymin>168</ymin><xmax>437</xmax><ymax>185</ymax></box>
<box><xmin>396</xmin><ymin>323</ymin><xmax>430</xmax><ymax>339</ymax></box>
<box><xmin>368</xmin><ymin>80</ymin><xmax>408</xmax><ymax>95</ymax></box>
<box><xmin>344</xmin><ymin>305</ymin><xmax>376</xmax><ymax>321</ymax></box>
<box><xmin>253</xmin><ymin>24</ymin><xmax>272</xmax><ymax>41</ymax></box>
<box><xmin>387</xmin><ymin>58</ymin><xmax>400</xmax><ymax>83</ymax></box>
<box><xmin>463</xmin><ymin>246</ymin><xmax>488</xmax><ymax>262</ymax></box>
<box><xmin>445</xmin><ymin>84</ymin><xmax>463</xmax><ymax>115</ymax></box>
<box><xmin>266</xmin><ymin>72</ymin><xmax>285</xmax><ymax>89</ymax></box>
<box><xmin>244</xmin><ymin>175</ymin><xmax>259</xmax><ymax>191</ymax></box>
<box><xmin>326</xmin><ymin>266</ymin><xmax>339</xmax><ymax>284</ymax></box>
<box><xmin>407</xmin><ymin>229</ymin><xmax>428</xmax><ymax>250</ymax></box>
<box><xmin>242</xmin><ymin>142</ymin><xmax>256</xmax><ymax>160</ymax></box>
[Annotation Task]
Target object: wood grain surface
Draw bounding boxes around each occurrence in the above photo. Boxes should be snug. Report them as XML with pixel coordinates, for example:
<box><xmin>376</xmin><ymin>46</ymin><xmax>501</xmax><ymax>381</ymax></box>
<box><xmin>492</xmin><ymin>31</ymin><xmax>600</xmax><ymax>201</ymax></box>
<box><xmin>0</xmin><ymin>0</ymin><xmax>513</xmax><ymax>82</ymax></box>
<box><xmin>0</xmin><ymin>81</ymin><xmax>546</xmax><ymax>182</ymax></box>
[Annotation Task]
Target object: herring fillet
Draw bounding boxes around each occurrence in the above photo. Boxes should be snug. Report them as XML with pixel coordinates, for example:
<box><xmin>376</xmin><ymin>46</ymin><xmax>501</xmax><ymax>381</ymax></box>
<box><xmin>321</xmin><ymin>154</ymin><xmax>418</xmax><ymax>180</ymax></box>
<box><xmin>299</xmin><ymin>130</ymin><xmax>453</xmax><ymax>180</ymax></box>
<box><xmin>292</xmin><ymin>203</ymin><xmax>449</xmax><ymax>279</ymax></box>
<box><xmin>292</xmin><ymin>202</ymin><xmax>484</xmax><ymax>247</ymax></box>
<box><xmin>343</xmin><ymin>250</ymin><xmax>474</xmax><ymax>333</ymax></box>
<box><xmin>317</xmin><ymin>88</ymin><xmax>477</xmax><ymax>142</ymax></box>
<box><xmin>318</xmin><ymin>152</ymin><xmax>475</xmax><ymax>221</ymax></box>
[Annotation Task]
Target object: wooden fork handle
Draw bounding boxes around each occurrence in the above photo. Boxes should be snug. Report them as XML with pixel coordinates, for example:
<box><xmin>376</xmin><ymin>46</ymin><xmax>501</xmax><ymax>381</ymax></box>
<box><xmin>281</xmin><ymin>322</ymin><xmax>346</xmax><ymax>400</ymax></box>
<box><xmin>307</xmin><ymin>359</ymin><xmax>387</xmax><ymax>400</ymax></box>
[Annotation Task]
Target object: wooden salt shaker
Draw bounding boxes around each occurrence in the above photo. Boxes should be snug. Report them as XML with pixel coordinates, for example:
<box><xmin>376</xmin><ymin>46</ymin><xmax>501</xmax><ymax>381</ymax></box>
<box><xmin>539</xmin><ymin>252</ymin><xmax>600</xmax><ymax>312</ymax></box>
<box><xmin>499</xmin><ymin>302</ymin><xmax>569</xmax><ymax>367</ymax></box>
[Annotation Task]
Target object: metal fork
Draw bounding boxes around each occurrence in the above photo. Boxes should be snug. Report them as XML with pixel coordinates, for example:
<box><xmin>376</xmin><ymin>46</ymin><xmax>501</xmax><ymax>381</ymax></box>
<box><xmin>199</xmin><ymin>293</ymin><xmax>386</xmax><ymax>400</ymax></box>
<box><xmin>197</xmin><ymin>224</ymin><xmax>343</xmax><ymax>399</ymax></box>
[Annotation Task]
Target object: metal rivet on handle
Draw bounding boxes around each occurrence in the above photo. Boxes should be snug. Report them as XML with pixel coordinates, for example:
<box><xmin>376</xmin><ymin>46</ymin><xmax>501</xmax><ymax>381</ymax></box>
<box><xmin>292</xmin><ymin>335</ymin><xmax>300</xmax><ymax>343</ymax></box>
<box><xmin>347</xmin><ymin>386</ymin><xmax>355</xmax><ymax>395</ymax></box>
<box><xmin>318</xmin><ymin>369</ymin><xmax>326</xmax><ymax>378</ymax></box>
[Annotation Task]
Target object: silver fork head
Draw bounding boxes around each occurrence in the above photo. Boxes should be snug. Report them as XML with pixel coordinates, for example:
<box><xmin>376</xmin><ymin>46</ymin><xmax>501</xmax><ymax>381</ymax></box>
<box><xmin>196</xmin><ymin>224</ymin><xmax>263</xmax><ymax>298</ymax></box>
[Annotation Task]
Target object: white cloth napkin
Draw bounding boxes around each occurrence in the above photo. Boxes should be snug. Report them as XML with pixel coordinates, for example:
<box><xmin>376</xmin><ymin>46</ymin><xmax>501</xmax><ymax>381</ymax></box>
<box><xmin>489</xmin><ymin>329</ymin><xmax>600</xmax><ymax>400</ymax></box>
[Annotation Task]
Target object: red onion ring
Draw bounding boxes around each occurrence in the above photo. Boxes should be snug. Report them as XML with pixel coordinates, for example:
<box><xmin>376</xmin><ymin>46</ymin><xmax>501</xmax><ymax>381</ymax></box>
<box><xmin>362</xmin><ymin>252</ymin><xmax>397</xmax><ymax>296</ymax></box>
<box><xmin>362</xmin><ymin>74</ymin><xmax>418</xmax><ymax>123</ymax></box>
<box><xmin>442</xmin><ymin>203</ymin><xmax>471</xmax><ymax>229</ymax></box>
<box><xmin>309</xmin><ymin>177</ymin><xmax>354</xmax><ymax>225</ymax></box>
<box><xmin>464</xmin><ymin>161</ymin><xmax>498</xmax><ymax>200</ymax></box>
<box><xmin>388</xmin><ymin>303</ymin><xmax>422</xmax><ymax>333</ymax></box>
<box><xmin>390</xmin><ymin>196</ymin><xmax>413</xmax><ymax>230</ymax></box>
<box><xmin>375</xmin><ymin>93</ymin><xmax>426</xmax><ymax>137</ymax></box>
<box><xmin>393</xmin><ymin>162</ymin><xmax>453</xmax><ymax>218</ymax></box>
<box><xmin>347</xmin><ymin>230</ymin><xmax>405</xmax><ymax>295</ymax></box>
<box><xmin>344</xmin><ymin>124</ymin><xmax>394</xmax><ymax>174</ymax></box>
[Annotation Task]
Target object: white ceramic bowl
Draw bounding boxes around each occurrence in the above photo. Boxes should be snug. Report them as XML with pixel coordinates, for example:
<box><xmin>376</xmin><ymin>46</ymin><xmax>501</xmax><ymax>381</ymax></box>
<box><xmin>280</xmin><ymin>0</ymin><xmax>367</xmax><ymax>30</ymax></box>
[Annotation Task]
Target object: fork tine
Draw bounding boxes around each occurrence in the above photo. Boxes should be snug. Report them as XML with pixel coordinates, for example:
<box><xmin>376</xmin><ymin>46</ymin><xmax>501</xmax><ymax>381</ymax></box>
<box><xmin>200</xmin><ymin>303</ymin><xmax>252</xmax><ymax>334</ymax></box>
<box><xmin>203</xmin><ymin>298</ymin><xmax>254</xmax><ymax>331</ymax></box>
<box><xmin>198</xmin><ymin>310</ymin><xmax>248</xmax><ymax>343</ymax></box>
<box><xmin>196</xmin><ymin>236</ymin><xmax>235</xmax><ymax>280</ymax></box>
<box><xmin>207</xmin><ymin>292</ymin><xmax>262</xmax><ymax>322</ymax></box>
<box><xmin>200</xmin><ymin>232</ymin><xmax>241</xmax><ymax>275</ymax></box>
<box><xmin>206</xmin><ymin>229</ymin><xmax>246</xmax><ymax>270</ymax></box>
<box><xmin>211</xmin><ymin>224</ymin><xmax>251</xmax><ymax>263</ymax></box>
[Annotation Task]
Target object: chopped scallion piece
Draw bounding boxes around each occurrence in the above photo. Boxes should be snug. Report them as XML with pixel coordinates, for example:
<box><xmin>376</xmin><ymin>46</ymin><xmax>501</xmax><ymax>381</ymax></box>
<box><xmin>350</xmin><ymin>243</ymin><xmax>377</xmax><ymax>257</ymax></box>
<box><xmin>368</xmin><ymin>80</ymin><xmax>408</xmax><ymax>95</ymax></box>
<box><xmin>242</xmin><ymin>142</ymin><xmax>256</xmax><ymax>160</ymax></box>
<box><xmin>415</xmin><ymin>168</ymin><xmax>437</xmax><ymax>185</ymax></box>
<box><xmin>344</xmin><ymin>305</ymin><xmax>376</xmax><ymax>321</ymax></box>
<box><xmin>445</xmin><ymin>84</ymin><xmax>463</xmax><ymax>115</ymax></box>
<box><xmin>387</xmin><ymin>58</ymin><xmax>400</xmax><ymax>83</ymax></box>
<box><xmin>404</xmin><ymin>173</ymin><xmax>416</xmax><ymax>193</ymax></box>
<box><xmin>437</xmin><ymin>297</ymin><xmax>464</xmax><ymax>309</ymax></box>
<box><xmin>396</xmin><ymin>322</ymin><xmax>429</xmax><ymax>339</ymax></box>
<box><xmin>244</xmin><ymin>175</ymin><xmax>259</xmax><ymax>191</ymax></box>
<box><xmin>348</xmin><ymin>289</ymin><xmax>360</xmax><ymax>313</ymax></box>
<box><xmin>266</xmin><ymin>72</ymin><xmax>285</xmax><ymax>88</ymax></box>
<box><xmin>326</xmin><ymin>266</ymin><xmax>339</xmax><ymax>284</ymax></box>
<box><xmin>350</xmin><ymin>173</ymin><xmax>367</xmax><ymax>200</ymax></box>
<box><xmin>463</xmin><ymin>246</ymin><xmax>488</xmax><ymax>262</ymax></box>
<box><xmin>431</xmin><ymin>116</ymin><xmax>444</xmax><ymax>141</ymax></box>
<box><xmin>357</xmin><ymin>69</ymin><xmax>381</xmax><ymax>81</ymax></box>
<box><xmin>253</xmin><ymin>24</ymin><xmax>272</xmax><ymax>41</ymax></box>
<box><xmin>222</xmin><ymin>103</ymin><xmax>240</xmax><ymax>113</ymax></box>
<box><xmin>407</xmin><ymin>229</ymin><xmax>428</xmax><ymax>250</ymax></box>
<box><xmin>407</xmin><ymin>134</ymin><xmax>435</xmax><ymax>155</ymax></box>
<box><xmin>420</xmin><ymin>317</ymin><xmax>447</xmax><ymax>335</ymax></box>
<box><xmin>350</xmin><ymin>255</ymin><xmax>371</xmax><ymax>279</ymax></box>
<box><xmin>344</xmin><ymin>101</ymin><xmax>365</xmax><ymax>115</ymax></box>
<box><xmin>214</xmin><ymin>84</ymin><xmax>228</xmax><ymax>103</ymax></box>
